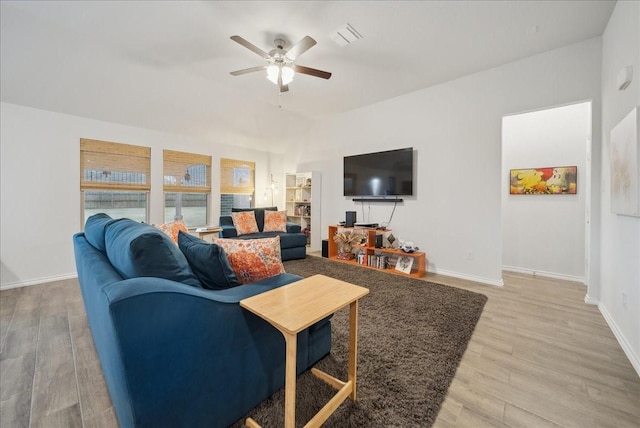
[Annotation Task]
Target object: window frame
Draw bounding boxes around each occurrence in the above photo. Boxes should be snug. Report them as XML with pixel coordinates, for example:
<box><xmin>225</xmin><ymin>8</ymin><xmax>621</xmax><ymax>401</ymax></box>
<box><xmin>80</xmin><ymin>138</ymin><xmax>151</xmax><ymax>227</ymax></box>
<box><xmin>220</xmin><ymin>158</ymin><xmax>255</xmax><ymax>215</ymax></box>
<box><xmin>163</xmin><ymin>150</ymin><xmax>212</xmax><ymax>227</ymax></box>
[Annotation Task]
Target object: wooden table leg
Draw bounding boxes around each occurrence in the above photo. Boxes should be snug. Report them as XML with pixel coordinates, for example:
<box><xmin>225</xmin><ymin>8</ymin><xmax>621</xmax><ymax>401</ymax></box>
<box><xmin>284</xmin><ymin>332</ymin><xmax>297</xmax><ymax>428</ymax></box>
<box><xmin>348</xmin><ymin>300</ymin><xmax>359</xmax><ymax>401</ymax></box>
<box><xmin>245</xmin><ymin>332</ymin><xmax>298</xmax><ymax>428</ymax></box>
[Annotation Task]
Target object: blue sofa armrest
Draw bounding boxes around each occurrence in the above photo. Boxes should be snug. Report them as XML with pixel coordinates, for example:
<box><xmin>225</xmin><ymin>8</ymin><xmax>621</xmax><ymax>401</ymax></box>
<box><xmin>286</xmin><ymin>222</ymin><xmax>302</xmax><ymax>233</ymax></box>
<box><xmin>219</xmin><ymin>215</ymin><xmax>238</xmax><ymax>238</ymax></box>
<box><xmin>220</xmin><ymin>224</ymin><xmax>238</xmax><ymax>238</ymax></box>
<box><xmin>104</xmin><ymin>273</ymin><xmax>302</xmax><ymax>304</ymax></box>
<box><xmin>101</xmin><ymin>274</ymin><xmax>306</xmax><ymax>428</ymax></box>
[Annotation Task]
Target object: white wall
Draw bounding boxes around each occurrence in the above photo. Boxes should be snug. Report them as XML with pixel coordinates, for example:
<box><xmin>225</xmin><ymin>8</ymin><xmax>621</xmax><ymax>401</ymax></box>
<box><xmin>598</xmin><ymin>0</ymin><xmax>640</xmax><ymax>374</ymax></box>
<box><xmin>0</xmin><ymin>38</ymin><xmax>608</xmax><ymax>288</ymax></box>
<box><xmin>289</xmin><ymin>38</ymin><xmax>602</xmax><ymax>287</ymax></box>
<box><xmin>0</xmin><ymin>102</ymin><xmax>274</xmax><ymax>289</ymax></box>
<box><xmin>502</xmin><ymin>102</ymin><xmax>590</xmax><ymax>281</ymax></box>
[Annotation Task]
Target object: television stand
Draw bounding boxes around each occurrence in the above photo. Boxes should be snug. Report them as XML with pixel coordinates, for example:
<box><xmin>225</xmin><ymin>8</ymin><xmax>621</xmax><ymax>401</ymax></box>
<box><xmin>327</xmin><ymin>225</ymin><xmax>426</xmax><ymax>278</ymax></box>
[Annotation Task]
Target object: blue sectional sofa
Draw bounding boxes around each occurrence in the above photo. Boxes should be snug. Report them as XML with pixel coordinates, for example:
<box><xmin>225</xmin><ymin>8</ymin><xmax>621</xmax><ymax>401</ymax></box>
<box><xmin>219</xmin><ymin>207</ymin><xmax>307</xmax><ymax>261</ymax></box>
<box><xmin>73</xmin><ymin>214</ymin><xmax>331</xmax><ymax>428</ymax></box>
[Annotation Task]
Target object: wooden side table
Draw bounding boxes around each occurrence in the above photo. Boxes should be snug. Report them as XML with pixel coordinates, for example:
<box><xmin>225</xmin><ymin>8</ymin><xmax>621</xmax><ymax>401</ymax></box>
<box><xmin>195</xmin><ymin>227</ymin><xmax>222</xmax><ymax>240</ymax></box>
<box><xmin>240</xmin><ymin>274</ymin><xmax>369</xmax><ymax>428</ymax></box>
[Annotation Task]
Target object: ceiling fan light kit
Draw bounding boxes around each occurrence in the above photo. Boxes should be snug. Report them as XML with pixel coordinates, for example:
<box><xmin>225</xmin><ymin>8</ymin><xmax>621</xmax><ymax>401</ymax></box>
<box><xmin>230</xmin><ymin>35</ymin><xmax>331</xmax><ymax>93</ymax></box>
<box><xmin>267</xmin><ymin>64</ymin><xmax>294</xmax><ymax>85</ymax></box>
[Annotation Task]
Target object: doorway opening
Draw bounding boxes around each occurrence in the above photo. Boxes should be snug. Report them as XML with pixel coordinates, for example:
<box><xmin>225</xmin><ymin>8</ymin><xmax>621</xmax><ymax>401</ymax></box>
<box><xmin>501</xmin><ymin>101</ymin><xmax>592</xmax><ymax>284</ymax></box>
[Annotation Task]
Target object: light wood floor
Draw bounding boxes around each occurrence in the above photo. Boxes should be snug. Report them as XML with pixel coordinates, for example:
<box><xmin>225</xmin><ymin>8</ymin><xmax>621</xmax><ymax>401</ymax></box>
<box><xmin>1</xmin><ymin>267</ymin><xmax>638</xmax><ymax>427</ymax></box>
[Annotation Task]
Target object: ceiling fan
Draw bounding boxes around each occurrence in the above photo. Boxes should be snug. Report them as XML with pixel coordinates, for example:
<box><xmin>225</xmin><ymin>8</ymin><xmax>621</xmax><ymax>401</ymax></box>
<box><xmin>229</xmin><ymin>35</ymin><xmax>332</xmax><ymax>93</ymax></box>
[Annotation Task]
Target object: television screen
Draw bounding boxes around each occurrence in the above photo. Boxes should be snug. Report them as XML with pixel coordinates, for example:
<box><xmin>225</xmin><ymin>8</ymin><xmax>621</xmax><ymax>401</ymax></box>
<box><xmin>343</xmin><ymin>147</ymin><xmax>414</xmax><ymax>196</ymax></box>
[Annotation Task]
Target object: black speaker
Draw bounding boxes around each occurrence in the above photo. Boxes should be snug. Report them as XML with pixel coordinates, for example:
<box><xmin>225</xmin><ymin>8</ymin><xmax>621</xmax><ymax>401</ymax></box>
<box><xmin>374</xmin><ymin>234</ymin><xmax>383</xmax><ymax>248</ymax></box>
<box><xmin>322</xmin><ymin>239</ymin><xmax>328</xmax><ymax>258</ymax></box>
<box><xmin>346</xmin><ymin>211</ymin><xmax>357</xmax><ymax>227</ymax></box>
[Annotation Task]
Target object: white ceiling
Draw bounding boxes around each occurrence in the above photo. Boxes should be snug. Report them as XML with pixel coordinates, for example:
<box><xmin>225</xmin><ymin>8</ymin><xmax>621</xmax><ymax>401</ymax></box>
<box><xmin>1</xmin><ymin>1</ymin><xmax>615</xmax><ymax>152</ymax></box>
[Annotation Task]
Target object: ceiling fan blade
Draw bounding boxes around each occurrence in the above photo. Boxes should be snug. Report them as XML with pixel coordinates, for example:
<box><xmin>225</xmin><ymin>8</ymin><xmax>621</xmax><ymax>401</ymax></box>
<box><xmin>230</xmin><ymin>65</ymin><xmax>266</xmax><ymax>76</ymax></box>
<box><xmin>230</xmin><ymin>35</ymin><xmax>269</xmax><ymax>59</ymax></box>
<box><xmin>294</xmin><ymin>65</ymin><xmax>332</xmax><ymax>80</ymax></box>
<box><xmin>285</xmin><ymin>36</ymin><xmax>316</xmax><ymax>60</ymax></box>
<box><xmin>275</xmin><ymin>71</ymin><xmax>289</xmax><ymax>93</ymax></box>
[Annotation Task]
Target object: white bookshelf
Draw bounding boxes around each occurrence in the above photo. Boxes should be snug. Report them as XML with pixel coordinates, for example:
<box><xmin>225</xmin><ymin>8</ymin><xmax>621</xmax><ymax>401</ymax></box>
<box><xmin>285</xmin><ymin>172</ymin><xmax>321</xmax><ymax>251</ymax></box>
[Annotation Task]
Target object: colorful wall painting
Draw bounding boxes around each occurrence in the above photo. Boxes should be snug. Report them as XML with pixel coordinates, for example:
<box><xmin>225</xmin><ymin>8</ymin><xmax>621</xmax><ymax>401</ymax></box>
<box><xmin>510</xmin><ymin>166</ymin><xmax>577</xmax><ymax>195</ymax></box>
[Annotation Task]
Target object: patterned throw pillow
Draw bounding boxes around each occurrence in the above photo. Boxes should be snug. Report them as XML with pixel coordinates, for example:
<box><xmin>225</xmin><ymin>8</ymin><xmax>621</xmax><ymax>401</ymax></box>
<box><xmin>213</xmin><ymin>236</ymin><xmax>285</xmax><ymax>284</ymax></box>
<box><xmin>231</xmin><ymin>211</ymin><xmax>259</xmax><ymax>235</ymax></box>
<box><xmin>263</xmin><ymin>210</ymin><xmax>287</xmax><ymax>232</ymax></box>
<box><xmin>154</xmin><ymin>220</ymin><xmax>189</xmax><ymax>244</ymax></box>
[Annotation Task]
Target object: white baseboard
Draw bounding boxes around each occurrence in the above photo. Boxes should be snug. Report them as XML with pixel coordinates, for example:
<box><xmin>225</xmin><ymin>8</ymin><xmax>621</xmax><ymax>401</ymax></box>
<box><xmin>598</xmin><ymin>302</ymin><xmax>640</xmax><ymax>377</ymax></box>
<box><xmin>0</xmin><ymin>272</ymin><xmax>78</xmax><ymax>291</ymax></box>
<box><xmin>502</xmin><ymin>265</ymin><xmax>585</xmax><ymax>284</ymax></box>
<box><xmin>432</xmin><ymin>268</ymin><xmax>504</xmax><ymax>287</ymax></box>
<box><xmin>584</xmin><ymin>294</ymin><xmax>599</xmax><ymax>305</ymax></box>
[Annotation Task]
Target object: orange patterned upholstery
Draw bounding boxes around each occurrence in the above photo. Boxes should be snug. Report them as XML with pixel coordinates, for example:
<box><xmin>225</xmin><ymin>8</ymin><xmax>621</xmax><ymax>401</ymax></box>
<box><xmin>212</xmin><ymin>236</ymin><xmax>285</xmax><ymax>284</ymax></box>
<box><xmin>231</xmin><ymin>211</ymin><xmax>260</xmax><ymax>235</ymax></box>
<box><xmin>263</xmin><ymin>210</ymin><xmax>287</xmax><ymax>232</ymax></box>
<box><xmin>154</xmin><ymin>220</ymin><xmax>189</xmax><ymax>244</ymax></box>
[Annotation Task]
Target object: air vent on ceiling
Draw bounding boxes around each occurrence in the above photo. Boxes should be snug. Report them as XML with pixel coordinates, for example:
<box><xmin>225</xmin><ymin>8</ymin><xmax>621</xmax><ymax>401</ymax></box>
<box><xmin>330</xmin><ymin>23</ymin><xmax>363</xmax><ymax>47</ymax></box>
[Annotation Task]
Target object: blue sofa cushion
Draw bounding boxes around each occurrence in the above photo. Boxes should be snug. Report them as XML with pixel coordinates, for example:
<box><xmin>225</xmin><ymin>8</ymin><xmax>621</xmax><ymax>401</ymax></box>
<box><xmin>232</xmin><ymin>207</ymin><xmax>276</xmax><ymax>232</ymax></box>
<box><xmin>84</xmin><ymin>213</ymin><xmax>115</xmax><ymax>252</ymax></box>
<box><xmin>105</xmin><ymin>219</ymin><xmax>202</xmax><ymax>288</ymax></box>
<box><xmin>177</xmin><ymin>231</ymin><xmax>240</xmax><ymax>290</ymax></box>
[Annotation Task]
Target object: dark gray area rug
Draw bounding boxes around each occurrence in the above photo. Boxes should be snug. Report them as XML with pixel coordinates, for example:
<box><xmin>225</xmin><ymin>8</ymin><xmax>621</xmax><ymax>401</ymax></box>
<box><xmin>233</xmin><ymin>256</ymin><xmax>488</xmax><ymax>428</ymax></box>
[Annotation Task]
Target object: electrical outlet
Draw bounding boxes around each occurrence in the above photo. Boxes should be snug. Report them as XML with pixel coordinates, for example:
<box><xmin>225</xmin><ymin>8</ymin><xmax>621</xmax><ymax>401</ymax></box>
<box><xmin>622</xmin><ymin>292</ymin><xmax>628</xmax><ymax>310</ymax></box>
<box><xmin>466</xmin><ymin>250</ymin><xmax>474</xmax><ymax>261</ymax></box>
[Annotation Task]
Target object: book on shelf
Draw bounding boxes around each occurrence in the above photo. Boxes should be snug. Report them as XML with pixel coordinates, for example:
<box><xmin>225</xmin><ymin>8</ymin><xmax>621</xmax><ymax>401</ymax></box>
<box><xmin>366</xmin><ymin>254</ymin><xmax>388</xmax><ymax>269</ymax></box>
<box><xmin>386</xmin><ymin>255</ymin><xmax>398</xmax><ymax>268</ymax></box>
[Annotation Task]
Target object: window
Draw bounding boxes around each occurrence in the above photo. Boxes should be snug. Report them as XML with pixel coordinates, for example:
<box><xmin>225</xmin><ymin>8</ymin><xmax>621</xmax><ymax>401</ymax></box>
<box><xmin>163</xmin><ymin>150</ymin><xmax>211</xmax><ymax>226</ymax></box>
<box><xmin>220</xmin><ymin>158</ymin><xmax>255</xmax><ymax>216</ymax></box>
<box><xmin>80</xmin><ymin>138</ymin><xmax>150</xmax><ymax>225</ymax></box>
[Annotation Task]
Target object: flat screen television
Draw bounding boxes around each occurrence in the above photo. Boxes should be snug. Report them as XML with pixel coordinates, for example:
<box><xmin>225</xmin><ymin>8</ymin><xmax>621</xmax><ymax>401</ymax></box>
<box><xmin>343</xmin><ymin>147</ymin><xmax>414</xmax><ymax>196</ymax></box>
